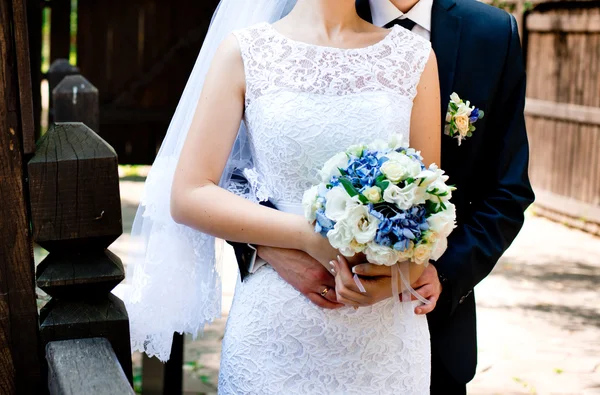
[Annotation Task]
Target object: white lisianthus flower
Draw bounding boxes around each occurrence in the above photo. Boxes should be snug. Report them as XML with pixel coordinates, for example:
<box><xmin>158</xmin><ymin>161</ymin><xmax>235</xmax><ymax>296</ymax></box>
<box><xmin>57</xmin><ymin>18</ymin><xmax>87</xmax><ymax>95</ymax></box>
<box><xmin>382</xmin><ymin>183</ymin><xmax>422</xmax><ymax>210</ymax></box>
<box><xmin>427</xmin><ymin>203</ymin><xmax>457</xmax><ymax>238</ymax></box>
<box><xmin>363</xmin><ymin>186</ymin><xmax>382</xmax><ymax>203</ymax></box>
<box><xmin>413</xmin><ymin>242</ymin><xmax>432</xmax><ymax>265</ymax></box>
<box><xmin>325</xmin><ymin>186</ymin><xmax>360</xmax><ymax>222</ymax></box>
<box><xmin>346</xmin><ymin>144</ymin><xmax>365</xmax><ymax>157</ymax></box>
<box><xmin>415</xmin><ymin>164</ymin><xmax>444</xmax><ymax>188</ymax></box>
<box><xmin>319</xmin><ymin>152</ymin><xmax>349</xmax><ymax>182</ymax></box>
<box><xmin>450</xmin><ymin>92</ymin><xmax>461</xmax><ymax>105</ymax></box>
<box><xmin>365</xmin><ymin>242</ymin><xmax>401</xmax><ymax>266</ymax></box>
<box><xmin>383</xmin><ymin>183</ymin><xmax>402</xmax><ymax>204</ymax></box>
<box><xmin>430</xmin><ymin>236</ymin><xmax>448</xmax><ymax>260</ymax></box>
<box><xmin>346</xmin><ymin>205</ymin><xmax>380</xmax><ymax>244</ymax></box>
<box><xmin>369</xmin><ymin>139</ymin><xmax>390</xmax><ymax>152</ymax></box>
<box><xmin>327</xmin><ymin>220</ymin><xmax>354</xmax><ymax>251</ymax></box>
<box><xmin>302</xmin><ymin>185</ymin><xmax>320</xmax><ymax>222</ymax></box>
<box><xmin>427</xmin><ymin>178</ymin><xmax>454</xmax><ymax>204</ymax></box>
<box><xmin>388</xmin><ymin>134</ymin><xmax>409</xmax><ymax>150</ymax></box>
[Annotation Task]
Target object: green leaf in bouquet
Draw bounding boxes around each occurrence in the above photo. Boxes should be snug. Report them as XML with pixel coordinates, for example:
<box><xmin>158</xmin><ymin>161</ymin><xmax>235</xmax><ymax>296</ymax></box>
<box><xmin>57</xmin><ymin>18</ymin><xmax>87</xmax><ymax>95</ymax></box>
<box><xmin>358</xmin><ymin>194</ymin><xmax>369</xmax><ymax>204</ymax></box>
<box><xmin>339</xmin><ymin>178</ymin><xmax>360</xmax><ymax>198</ymax></box>
<box><xmin>376</xmin><ymin>179</ymin><xmax>390</xmax><ymax>192</ymax></box>
<box><xmin>338</xmin><ymin>168</ymin><xmax>348</xmax><ymax>176</ymax></box>
<box><xmin>405</xmin><ymin>177</ymin><xmax>415</xmax><ymax>185</ymax></box>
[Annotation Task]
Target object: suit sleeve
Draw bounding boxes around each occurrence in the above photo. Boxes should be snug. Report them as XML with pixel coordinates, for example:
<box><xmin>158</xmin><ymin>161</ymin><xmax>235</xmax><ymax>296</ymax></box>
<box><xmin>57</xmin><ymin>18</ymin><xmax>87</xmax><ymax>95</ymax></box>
<box><xmin>433</xmin><ymin>14</ymin><xmax>535</xmax><ymax>315</ymax></box>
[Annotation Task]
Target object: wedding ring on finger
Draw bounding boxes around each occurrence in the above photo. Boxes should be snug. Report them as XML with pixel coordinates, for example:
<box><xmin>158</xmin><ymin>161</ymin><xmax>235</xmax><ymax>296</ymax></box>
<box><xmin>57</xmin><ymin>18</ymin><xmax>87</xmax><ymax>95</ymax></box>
<box><xmin>320</xmin><ymin>287</ymin><xmax>330</xmax><ymax>297</ymax></box>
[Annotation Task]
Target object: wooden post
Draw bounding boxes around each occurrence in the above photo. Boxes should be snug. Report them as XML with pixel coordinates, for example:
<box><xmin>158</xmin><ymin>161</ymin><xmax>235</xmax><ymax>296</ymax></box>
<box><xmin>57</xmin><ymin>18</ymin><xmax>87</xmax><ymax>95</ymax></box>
<box><xmin>28</xmin><ymin>122</ymin><xmax>133</xmax><ymax>383</ymax></box>
<box><xmin>53</xmin><ymin>74</ymin><xmax>99</xmax><ymax>133</ymax></box>
<box><xmin>0</xmin><ymin>0</ymin><xmax>43</xmax><ymax>393</ymax></box>
<box><xmin>47</xmin><ymin>59</ymin><xmax>80</xmax><ymax>124</ymax></box>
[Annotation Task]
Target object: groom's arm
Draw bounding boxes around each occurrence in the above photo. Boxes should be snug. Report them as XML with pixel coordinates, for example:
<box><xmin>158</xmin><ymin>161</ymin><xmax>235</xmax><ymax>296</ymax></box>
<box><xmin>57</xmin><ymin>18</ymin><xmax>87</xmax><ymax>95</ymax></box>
<box><xmin>433</xmin><ymin>15</ymin><xmax>535</xmax><ymax>315</ymax></box>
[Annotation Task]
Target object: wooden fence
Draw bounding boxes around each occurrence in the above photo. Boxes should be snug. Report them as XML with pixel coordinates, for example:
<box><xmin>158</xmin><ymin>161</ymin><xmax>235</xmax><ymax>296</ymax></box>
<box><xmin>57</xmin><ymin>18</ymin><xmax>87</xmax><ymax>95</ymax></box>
<box><xmin>27</xmin><ymin>0</ymin><xmax>220</xmax><ymax>164</ymax></box>
<box><xmin>523</xmin><ymin>2</ymin><xmax>600</xmax><ymax>227</ymax></box>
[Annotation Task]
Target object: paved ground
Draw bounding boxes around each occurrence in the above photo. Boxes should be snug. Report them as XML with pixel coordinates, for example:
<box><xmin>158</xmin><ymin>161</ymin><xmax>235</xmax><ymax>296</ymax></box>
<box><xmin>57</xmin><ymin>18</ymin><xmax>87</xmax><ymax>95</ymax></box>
<box><xmin>108</xmin><ymin>177</ymin><xmax>600</xmax><ymax>394</ymax></box>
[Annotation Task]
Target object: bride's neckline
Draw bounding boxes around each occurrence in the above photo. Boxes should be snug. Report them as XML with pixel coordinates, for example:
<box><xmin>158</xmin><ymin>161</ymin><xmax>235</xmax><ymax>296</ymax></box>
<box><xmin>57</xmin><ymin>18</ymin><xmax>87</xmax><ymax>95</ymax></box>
<box><xmin>263</xmin><ymin>23</ymin><xmax>399</xmax><ymax>52</ymax></box>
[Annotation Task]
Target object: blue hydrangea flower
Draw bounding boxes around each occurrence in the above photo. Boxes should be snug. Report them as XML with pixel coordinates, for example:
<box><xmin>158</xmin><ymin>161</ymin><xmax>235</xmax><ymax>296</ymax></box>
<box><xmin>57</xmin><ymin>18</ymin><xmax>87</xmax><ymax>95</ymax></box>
<box><xmin>370</xmin><ymin>204</ymin><xmax>429</xmax><ymax>252</ymax></box>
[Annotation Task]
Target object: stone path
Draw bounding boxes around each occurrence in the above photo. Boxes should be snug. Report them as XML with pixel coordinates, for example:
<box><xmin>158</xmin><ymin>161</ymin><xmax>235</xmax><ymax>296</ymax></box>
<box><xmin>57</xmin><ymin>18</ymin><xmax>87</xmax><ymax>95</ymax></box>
<box><xmin>109</xmin><ymin>178</ymin><xmax>600</xmax><ymax>394</ymax></box>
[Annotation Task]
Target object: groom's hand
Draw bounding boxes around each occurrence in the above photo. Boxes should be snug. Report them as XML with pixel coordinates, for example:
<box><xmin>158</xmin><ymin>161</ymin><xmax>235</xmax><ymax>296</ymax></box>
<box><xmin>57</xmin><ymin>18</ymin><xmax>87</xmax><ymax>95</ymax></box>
<box><xmin>256</xmin><ymin>246</ymin><xmax>343</xmax><ymax>309</ymax></box>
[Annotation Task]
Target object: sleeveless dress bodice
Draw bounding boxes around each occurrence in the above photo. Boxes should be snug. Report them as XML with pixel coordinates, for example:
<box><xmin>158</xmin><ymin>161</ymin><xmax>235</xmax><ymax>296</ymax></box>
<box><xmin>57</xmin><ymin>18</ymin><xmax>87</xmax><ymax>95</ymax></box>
<box><xmin>219</xmin><ymin>23</ymin><xmax>433</xmax><ymax>394</ymax></box>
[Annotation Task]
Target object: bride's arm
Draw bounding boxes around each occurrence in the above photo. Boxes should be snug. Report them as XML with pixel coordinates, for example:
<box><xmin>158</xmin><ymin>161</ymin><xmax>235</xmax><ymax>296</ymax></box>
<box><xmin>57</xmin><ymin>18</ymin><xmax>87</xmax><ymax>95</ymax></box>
<box><xmin>332</xmin><ymin>50</ymin><xmax>442</xmax><ymax>307</ymax></box>
<box><xmin>171</xmin><ymin>35</ymin><xmax>336</xmax><ymax>266</ymax></box>
<box><xmin>410</xmin><ymin>50</ymin><xmax>442</xmax><ymax>167</ymax></box>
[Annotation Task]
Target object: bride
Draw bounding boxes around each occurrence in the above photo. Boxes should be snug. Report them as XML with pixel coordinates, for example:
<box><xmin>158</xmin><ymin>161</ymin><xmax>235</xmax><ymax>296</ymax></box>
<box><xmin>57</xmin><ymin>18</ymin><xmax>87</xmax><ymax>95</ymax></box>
<box><xmin>126</xmin><ymin>0</ymin><xmax>441</xmax><ymax>393</ymax></box>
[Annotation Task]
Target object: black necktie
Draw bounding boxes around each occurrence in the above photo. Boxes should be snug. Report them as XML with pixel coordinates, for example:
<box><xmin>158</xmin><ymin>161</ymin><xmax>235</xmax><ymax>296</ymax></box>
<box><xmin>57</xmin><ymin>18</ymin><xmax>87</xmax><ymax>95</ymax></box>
<box><xmin>385</xmin><ymin>18</ymin><xmax>417</xmax><ymax>31</ymax></box>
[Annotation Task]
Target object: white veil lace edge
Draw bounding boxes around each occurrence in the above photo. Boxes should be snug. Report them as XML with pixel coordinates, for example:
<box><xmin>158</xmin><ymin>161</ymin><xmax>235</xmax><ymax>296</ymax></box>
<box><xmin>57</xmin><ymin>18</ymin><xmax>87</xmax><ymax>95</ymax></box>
<box><xmin>123</xmin><ymin>0</ymin><xmax>297</xmax><ymax>362</ymax></box>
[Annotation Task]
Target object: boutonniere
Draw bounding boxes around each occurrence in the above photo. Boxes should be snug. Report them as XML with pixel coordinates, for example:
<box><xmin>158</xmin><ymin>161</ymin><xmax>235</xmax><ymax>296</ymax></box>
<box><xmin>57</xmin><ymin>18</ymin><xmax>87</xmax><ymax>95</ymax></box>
<box><xmin>444</xmin><ymin>93</ymin><xmax>484</xmax><ymax>146</ymax></box>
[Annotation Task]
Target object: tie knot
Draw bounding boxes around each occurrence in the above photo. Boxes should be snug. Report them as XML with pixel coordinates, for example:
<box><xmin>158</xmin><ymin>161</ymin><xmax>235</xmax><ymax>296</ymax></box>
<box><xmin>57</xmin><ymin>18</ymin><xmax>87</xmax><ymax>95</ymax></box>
<box><xmin>385</xmin><ymin>18</ymin><xmax>417</xmax><ymax>31</ymax></box>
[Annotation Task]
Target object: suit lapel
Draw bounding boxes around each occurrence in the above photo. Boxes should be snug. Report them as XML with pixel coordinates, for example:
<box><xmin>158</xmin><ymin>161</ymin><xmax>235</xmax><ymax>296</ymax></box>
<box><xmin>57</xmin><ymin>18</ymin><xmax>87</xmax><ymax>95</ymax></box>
<box><xmin>356</xmin><ymin>0</ymin><xmax>373</xmax><ymax>23</ymax></box>
<box><xmin>431</xmin><ymin>0</ymin><xmax>462</xmax><ymax>122</ymax></box>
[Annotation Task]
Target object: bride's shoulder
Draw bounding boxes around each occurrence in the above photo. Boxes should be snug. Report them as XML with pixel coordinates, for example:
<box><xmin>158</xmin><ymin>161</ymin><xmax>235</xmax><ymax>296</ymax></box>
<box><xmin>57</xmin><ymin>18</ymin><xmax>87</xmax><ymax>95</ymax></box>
<box><xmin>231</xmin><ymin>22</ymin><xmax>272</xmax><ymax>42</ymax></box>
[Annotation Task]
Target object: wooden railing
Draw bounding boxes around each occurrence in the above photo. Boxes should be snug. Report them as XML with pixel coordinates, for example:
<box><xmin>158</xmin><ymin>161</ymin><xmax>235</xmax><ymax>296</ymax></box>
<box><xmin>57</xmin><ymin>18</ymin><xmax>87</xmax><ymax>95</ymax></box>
<box><xmin>31</xmin><ymin>70</ymin><xmax>134</xmax><ymax>393</ymax></box>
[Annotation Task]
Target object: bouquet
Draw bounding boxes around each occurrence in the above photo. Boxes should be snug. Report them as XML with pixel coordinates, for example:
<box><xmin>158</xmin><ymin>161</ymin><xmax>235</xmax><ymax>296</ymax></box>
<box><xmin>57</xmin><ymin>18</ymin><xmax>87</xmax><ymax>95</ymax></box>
<box><xmin>302</xmin><ymin>136</ymin><xmax>457</xmax><ymax>268</ymax></box>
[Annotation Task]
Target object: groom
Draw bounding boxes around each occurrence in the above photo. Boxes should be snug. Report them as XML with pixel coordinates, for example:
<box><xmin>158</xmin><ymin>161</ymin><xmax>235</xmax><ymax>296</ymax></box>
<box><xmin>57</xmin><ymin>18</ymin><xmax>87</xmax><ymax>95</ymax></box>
<box><xmin>230</xmin><ymin>0</ymin><xmax>535</xmax><ymax>392</ymax></box>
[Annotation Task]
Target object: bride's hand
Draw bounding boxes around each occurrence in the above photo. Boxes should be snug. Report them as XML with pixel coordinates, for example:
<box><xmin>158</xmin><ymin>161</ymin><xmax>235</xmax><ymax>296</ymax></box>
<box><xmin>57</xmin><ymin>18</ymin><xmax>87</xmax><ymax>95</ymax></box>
<box><xmin>332</xmin><ymin>255</ymin><xmax>391</xmax><ymax>307</ymax></box>
<box><xmin>301</xmin><ymin>226</ymin><xmax>340</xmax><ymax>269</ymax></box>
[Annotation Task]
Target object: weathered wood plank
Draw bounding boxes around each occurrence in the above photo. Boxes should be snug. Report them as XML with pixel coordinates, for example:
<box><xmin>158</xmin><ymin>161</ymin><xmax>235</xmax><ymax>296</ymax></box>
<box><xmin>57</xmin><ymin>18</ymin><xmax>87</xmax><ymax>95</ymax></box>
<box><xmin>0</xmin><ymin>0</ymin><xmax>42</xmax><ymax>392</ymax></box>
<box><xmin>46</xmin><ymin>338</ymin><xmax>134</xmax><ymax>395</ymax></box>
<box><xmin>535</xmin><ymin>189</ymin><xmax>600</xmax><ymax>223</ymax></box>
<box><xmin>525</xmin><ymin>98</ymin><xmax>600</xmax><ymax>126</ymax></box>
<box><xmin>528</xmin><ymin>13</ymin><xmax>600</xmax><ymax>32</ymax></box>
<box><xmin>39</xmin><ymin>294</ymin><xmax>133</xmax><ymax>383</ymax></box>
<box><xmin>11</xmin><ymin>0</ymin><xmax>35</xmax><ymax>154</ymax></box>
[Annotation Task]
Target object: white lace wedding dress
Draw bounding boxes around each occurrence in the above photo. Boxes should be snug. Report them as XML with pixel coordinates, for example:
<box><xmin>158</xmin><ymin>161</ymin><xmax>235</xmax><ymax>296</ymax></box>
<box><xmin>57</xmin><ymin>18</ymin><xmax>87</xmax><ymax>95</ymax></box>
<box><xmin>218</xmin><ymin>23</ymin><xmax>433</xmax><ymax>394</ymax></box>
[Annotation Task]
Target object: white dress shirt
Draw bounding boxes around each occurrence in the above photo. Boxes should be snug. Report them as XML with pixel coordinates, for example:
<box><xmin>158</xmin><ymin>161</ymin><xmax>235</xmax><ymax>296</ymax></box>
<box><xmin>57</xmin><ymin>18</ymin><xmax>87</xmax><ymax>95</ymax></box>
<box><xmin>369</xmin><ymin>0</ymin><xmax>433</xmax><ymax>40</ymax></box>
<box><xmin>247</xmin><ymin>0</ymin><xmax>434</xmax><ymax>274</ymax></box>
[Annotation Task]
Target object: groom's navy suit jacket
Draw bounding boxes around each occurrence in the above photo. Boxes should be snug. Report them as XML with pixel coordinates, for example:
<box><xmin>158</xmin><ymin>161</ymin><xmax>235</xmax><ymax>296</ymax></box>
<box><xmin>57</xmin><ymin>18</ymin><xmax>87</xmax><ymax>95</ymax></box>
<box><xmin>231</xmin><ymin>0</ymin><xmax>535</xmax><ymax>384</ymax></box>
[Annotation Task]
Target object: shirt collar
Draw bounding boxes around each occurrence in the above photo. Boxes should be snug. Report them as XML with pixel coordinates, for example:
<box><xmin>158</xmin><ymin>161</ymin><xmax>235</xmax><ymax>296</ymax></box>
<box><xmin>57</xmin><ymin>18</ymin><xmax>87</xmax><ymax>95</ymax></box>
<box><xmin>368</xmin><ymin>0</ymin><xmax>433</xmax><ymax>32</ymax></box>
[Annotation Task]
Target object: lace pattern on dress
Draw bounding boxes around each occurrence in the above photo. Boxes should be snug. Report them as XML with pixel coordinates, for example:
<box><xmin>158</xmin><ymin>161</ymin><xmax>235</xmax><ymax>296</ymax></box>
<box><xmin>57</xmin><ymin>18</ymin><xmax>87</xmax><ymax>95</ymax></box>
<box><xmin>233</xmin><ymin>23</ymin><xmax>432</xmax><ymax>108</ymax></box>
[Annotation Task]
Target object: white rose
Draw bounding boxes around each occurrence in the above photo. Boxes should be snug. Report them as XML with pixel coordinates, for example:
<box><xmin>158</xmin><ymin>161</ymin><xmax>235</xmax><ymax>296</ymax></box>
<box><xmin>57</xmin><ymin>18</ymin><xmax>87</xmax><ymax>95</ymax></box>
<box><xmin>427</xmin><ymin>203</ymin><xmax>457</xmax><ymax>238</ymax></box>
<box><xmin>346</xmin><ymin>205</ymin><xmax>379</xmax><ymax>244</ymax></box>
<box><xmin>319</xmin><ymin>152</ymin><xmax>349</xmax><ymax>182</ymax></box>
<box><xmin>324</xmin><ymin>187</ymin><xmax>360</xmax><ymax>222</ymax></box>
<box><xmin>365</xmin><ymin>242</ymin><xmax>401</xmax><ymax>266</ymax></box>
<box><xmin>381</xmin><ymin>155</ymin><xmax>421</xmax><ymax>183</ymax></box>
<box><xmin>413</xmin><ymin>242</ymin><xmax>432</xmax><ymax>265</ymax></box>
<box><xmin>397</xmin><ymin>241</ymin><xmax>415</xmax><ymax>260</ymax></box>
<box><xmin>302</xmin><ymin>185</ymin><xmax>319</xmax><ymax>222</ymax></box>
<box><xmin>363</xmin><ymin>186</ymin><xmax>382</xmax><ymax>203</ymax></box>
<box><xmin>327</xmin><ymin>219</ymin><xmax>354</xmax><ymax>249</ymax></box>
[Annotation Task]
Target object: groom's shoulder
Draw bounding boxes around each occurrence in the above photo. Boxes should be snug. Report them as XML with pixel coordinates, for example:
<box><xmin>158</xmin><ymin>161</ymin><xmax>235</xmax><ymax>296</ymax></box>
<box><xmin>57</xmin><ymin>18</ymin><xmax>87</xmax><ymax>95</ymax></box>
<box><xmin>453</xmin><ymin>0</ymin><xmax>517</xmax><ymax>44</ymax></box>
